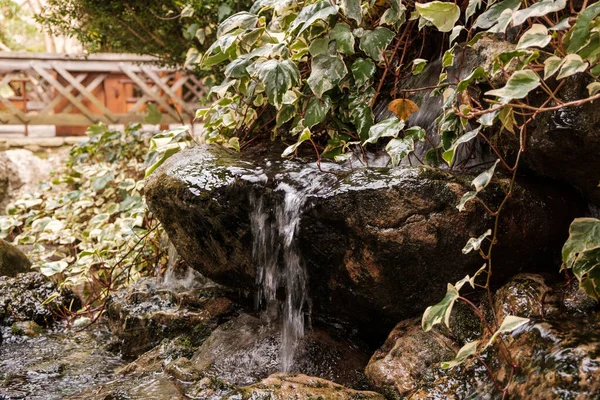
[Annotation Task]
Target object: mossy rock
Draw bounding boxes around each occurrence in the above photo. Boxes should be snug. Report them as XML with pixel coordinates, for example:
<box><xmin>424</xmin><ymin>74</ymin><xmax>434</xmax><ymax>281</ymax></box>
<box><xmin>0</xmin><ymin>239</ymin><xmax>30</xmax><ymax>277</ymax></box>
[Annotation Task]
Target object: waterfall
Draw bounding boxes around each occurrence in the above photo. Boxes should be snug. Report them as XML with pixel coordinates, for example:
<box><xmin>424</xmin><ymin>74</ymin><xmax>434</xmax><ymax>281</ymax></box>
<box><xmin>250</xmin><ymin>177</ymin><xmax>313</xmax><ymax>372</ymax></box>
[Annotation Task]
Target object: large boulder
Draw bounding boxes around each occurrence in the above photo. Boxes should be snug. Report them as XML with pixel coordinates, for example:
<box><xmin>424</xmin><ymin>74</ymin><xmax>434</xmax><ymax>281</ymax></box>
<box><xmin>145</xmin><ymin>145</ymin><xmax>582</xmax><ymax>341</ymax></box>
<box><xmin>0</xmin><ymin>239</ymin><xmax>30</xmax><ymax>277</ymax></box>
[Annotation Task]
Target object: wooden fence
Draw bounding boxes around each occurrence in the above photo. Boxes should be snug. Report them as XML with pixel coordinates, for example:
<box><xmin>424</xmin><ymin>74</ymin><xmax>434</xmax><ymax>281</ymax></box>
<box><xmin>0</xmin><ymin>53</ymin><xmax>204</xmax><ymax>135</ymax></box>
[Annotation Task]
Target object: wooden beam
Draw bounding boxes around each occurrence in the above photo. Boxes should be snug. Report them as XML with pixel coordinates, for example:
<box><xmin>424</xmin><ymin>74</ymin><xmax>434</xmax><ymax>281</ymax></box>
<box><xmin>140</xmin><ymin>66</ymin><xmax>195</xmax><ymax>116</ymax></box>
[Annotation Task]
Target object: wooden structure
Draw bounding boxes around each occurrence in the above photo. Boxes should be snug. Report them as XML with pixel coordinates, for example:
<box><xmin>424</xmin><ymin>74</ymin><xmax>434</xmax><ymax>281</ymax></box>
<box><xmin>0</xmin><ymin>53</ymin><xmax>205</xmax><ymax>135</ymax></box>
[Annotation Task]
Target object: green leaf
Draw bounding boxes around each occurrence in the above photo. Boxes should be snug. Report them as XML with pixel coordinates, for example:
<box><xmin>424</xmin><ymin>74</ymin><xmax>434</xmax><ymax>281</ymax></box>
<box><xmin>517</xmin><ymin>24</ymin><xmax>551</xmax><ymax>49</ymax></box>
<box><xmin>562</xmin><ymin>218</ymin><xmax>600</xmax><ymax>266</ymax></box>
<box><xmin>413</xmin><ymin>58</ymin><xmax>428</xmax><ymax>75</ymax></box>
<box><xmin>485</xmin><ymin>315</ymin><xmax>530</xmax><ymax>348</ymax></box>
<box><xmin>39</xmin><ymin>260</ymin><xmax>69</xmax><ymax>277</ymax></box>
<box><xmin>592</xmin><ymin>64</ymin><xmax>600</xmax><ymax>78</ymax></box>
<box><xmin>181</xmin><ymin>5</ymin><xmax>194</xmax><ymax>18</ymax></box>
<box><xmin>457</xmin><ymin>67</ymin><xmax>486</xmax><ymax>92</ymax></box>
<box><xmin>415</xmin><ymin>1</ymin><xmax>461</xmax><ymax>32</ymax></box>
<box><xmin>380</xmin><ymin>0</ymin><xmax>407</xmax><ymax>27</ymax></box>
<box><xmin>462</xmin><ymin>229</ymin><xmax>492</xmax><ymax>254</ymax></box>
<box><xmin>405</xmin><ymin>126</ymin><xmax>426</xmax><ymax>141</ymax></box>
<box><xmin>289</xmin><ymin>1</ymin><xmax>338</xmax><ymax>36</ymax></box>
<box><xmin>442</xmin><ymin>128</ymin><xmax>479</xmax><ymax>166</ymax></box>
<box><xmin>308</xmin><ymin>54</ymin><xmax>348</xmax><ymax>98</ymax></box>
<box><xmin>474</xmin><ymin>0</ymin><xmax>521</xmax><ymax>30</ymax></box>
<box><xmin>544</xmin><ymin>56</ymin><xmax>563</xmax><ymax>79</ymax></box>
<box><xmin>309</xmin><ymin>37</ymin><xmax>330</xmax><ymax>56</ymax></box>
<box><xmin>422</xmin><ymin>283</ymin><xmax>460</xmax><ymax>331</ymax></box>
<box><xmin>282</xmin><ymin>128</ymin><xmax>311</xmax><ymax>157</ymax></box>
<box><xmin>340</xmin><ymin>0</ymin><xmax>362</xmax><ymax>24</ymax></box>
<box><xmin>276</xmin><ymin>104</ymin><xmax>296</xmax><ymax>127</ymax></box>
<box><xmin>512</xmin><ymin>0</ymin><xmax>567</xmax><ymax>26</ymax></box>
<box><xmin>587</xmin><ymin>82</ymin><xmax>600</xmax><ymax>96</ymax></box>
<box><xmin>217</xmin><ymin>12</ymin><xmax>258</xmax><ymax>38</ymax></box>
<box><xmin>441</xmin><ymin>341</ymin><xmax>479</xmax><ymax>369</ymax></box>
<box><xmin>442</xmin><ymin>47</ymin><xmax>455</xmax><ymax>68</ymax></box>
<box><xmin>566</xmin><ymin>2</ymin><xmax>600</xmax><ymax>54</ymax></box>
<box><xmin>330</xmin><ymin>23</ymin><xmax>355</xmax><ymax>54</ymax></box>
<box><xmin>449</xmin><ymin>25</ymin><xmax>464</xmax><ymax>46</ymax></box>
<box><xmin>145</xmin><ymin>143</ymin><xmax>186</xmax><ymax>177</ymax></box>
<box><xmin>365</xmin><ymin>116</ymin><xmax>405</xmax><ymax>144</ymax></box>
<box><xmin>472</xmin><ymin>159</ymin><xmax>500</xmax><ymax>192</ymax></box>
<box><xmin>359</xmin><ymin>27</ymin><xmax>395</xmax><ymax>62</ymax></box>
<box><xmin>225</xmin><ymin>59</ymin><xmax>251</xmax><ymax>78</ymax></box>
<box><xmin>354</xmin><ymin>103</ymin><xmax>374</xmax><ymax>142</ymax></box>
<box><xmin>386</xmin><ymin>137</ymin><xmax>414</xmax><ymax>167</ymax></box>
<box><xmin>457</xmin><ymin>191</ymin><xmax>477</xmax><ymax>212</ymax></box>
<box><xmin>305</xmin><ymin>96</ymin><xmax>331</xmax><ymax>128</ymax></box>
<box><xmin>351</xmin><ymin>58</ymin><xmax>376</xmax><ymax>87</ymax></box>
<box><xmin>144</xmin><ymin>103</ymin><xmax>162</xmax><ymax>125</ymax></box>
<box><xmin>556</xmin><ymin>54</ymin><xmax>588</xmax><ymax>80</ymax></box>
<box><xmin>485</xmin><ymin>70</ymin><xmax>540</xmax><ymax>102</ymax></box>
<box><xmin>466</xmin><ymin>0</ymin><xmax>482</xmax><ymax>20</ymax></box>
<box><xmin>254</xmin><ymin>59</ymin><xmax>301</xmax><ymax>109</ymax></box>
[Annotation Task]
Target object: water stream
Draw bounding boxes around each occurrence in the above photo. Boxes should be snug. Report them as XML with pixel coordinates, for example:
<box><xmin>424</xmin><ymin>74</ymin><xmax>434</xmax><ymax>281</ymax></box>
<box><xmin>250</xmin><ymin>165</ymin><xmax>333</xmax><ymax>372</ymax></box>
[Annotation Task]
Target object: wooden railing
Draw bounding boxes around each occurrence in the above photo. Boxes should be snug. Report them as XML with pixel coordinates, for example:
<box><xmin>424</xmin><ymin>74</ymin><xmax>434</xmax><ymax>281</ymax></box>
<box><xmin>0</xmin><ymin>53</ymin><xmax>204</xmax><ymax>135</ymax></box>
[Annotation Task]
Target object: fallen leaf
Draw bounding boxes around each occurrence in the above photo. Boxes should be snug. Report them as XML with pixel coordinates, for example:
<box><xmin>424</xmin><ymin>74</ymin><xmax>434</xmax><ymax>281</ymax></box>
<box><xmin>388</xmin><ymin>98</ymin><xmax>419</xmax><ymax>121</ymax></box>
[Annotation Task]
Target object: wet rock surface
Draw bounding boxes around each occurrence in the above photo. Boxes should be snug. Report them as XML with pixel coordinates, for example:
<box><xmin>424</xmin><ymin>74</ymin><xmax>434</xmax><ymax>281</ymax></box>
<box><xmin>0</xmin><ymin>272</ymin><xmax>72</xmax><ymax>327</ymax></box>
<box><xmin>0</xmin><ymin>322</ymin><xmax>124</xmax><ymax>400</ymax></box>
<box><xmin>145</xmin><ymin>144</ymin><xmax>582</xmax><ymax>341</ymax></box>
<box><xmin>106</xmin><ymin>273</ymin><xmax>238</xmax><ymax>358</ymax></box>
<box><xmin>225</xmin><ymin>373</ymin><xmax>385</xmax><ymax>400</ymax></box>
<box><xmin>0</xmin><ymin>239</ymin><xmax>30</xmax><ymax>278</ymax></box>
<box><xmin>368</xmin><ymin>274</ymin><xmax>600</xmax><ymax>399</ymax></box>
<box><xmin>190</xmin><ymin>313</ymin><xmax>370</xmax><ymax>388</ymax></box>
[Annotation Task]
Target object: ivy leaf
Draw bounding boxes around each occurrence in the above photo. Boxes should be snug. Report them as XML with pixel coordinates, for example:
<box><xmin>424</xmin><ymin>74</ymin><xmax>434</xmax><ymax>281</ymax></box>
<box><xmin>412</xmin><ymin>58</ymin><xmax>428</xmax><ymax>75</ymax></box>
<box><xmin>309</xmin><ymin>37</ymin><xmax>330</xmax><ymax>56</ymax></box>
<box><xmin>386</xmin><ymin>137</ymin><xmax>415</xmax><ymax>167</ymax></box>
<box><xmin>474</xmin><ymin>0</ymin><xmax>521</xmax><ymax>30</ymax></box>
<box><xmin>566</xmin><ymin>2</ymin><xmax>600</xmax><ymax>54</ymax></box>
<box><xmin>217</xmin><ymin>12</ymin><xmax>258</xmax><ymax>38</ymax></box>
<box><xmin>380</xmin><ymin>0</ymin><xmax>407</xmax><ymax>27</ymax></box>
<box><xmin>441</xmin><ymin>341</ymin><xmax>479</xmax><ymax>369</ymax></box>
<box><xmin>466</xmin><ymin>0</ymin><xmax>483</xmax><ymax>20</ymax></box>
<box><xmin>544</xmin><ymin>56</ymin><xmax>563</xmax><ymax>79</ymax></box>
<box><xmin>351</xmin><ymin>58</ymin><xmax>376</xmax><ymax>87</ymax></box>
<box><xmin>499</xmin><ymin>106</ymin><xmax>516</xmax><ymax>134</ymax></box>
<box><xmin>181</xmin><ymin>5</ymin><xmax>194</xmax><ymax>18</ymax></box>
<box><xmin>225</xmin><ymin>58</ymin><xmax>251</xmax><ymax>78</ymax></box>
<box><xmin>562</xmin><ymin>218</ymin><xmax>600</xmax><ymax>266</ymax></box>
<box><xmin>449</xmin><ymin>25</ymin><xmax>464</xmax><ymax>46</ymax></box>
<box><xmin>365</xmin><ymin>116</ymin><xmax>405</xmax><ymax>144</ymax></box>
<box><xmin>415</xmin><ymin>1</ymin><xmax>461</xmax><ymax>32</ymax></box>
<box><xmin>404</xmin><ymin>126</ymin><xmax>426</xmax><ymax>141</ymax></box>
<box><xmin>422</xmin><ymin>283</ymin><xmax>460</xmax><ymax>331</ymax></box>
<box><xmin>556</xmin><ymin>54</ymin><xmax>588</xmax><ymax>80</ymax></box>
<box><xmin>282</xmin><ymin>128</ymin><xmax>311</xmax><ymax>157</ymax></box>
<box><xmin>512</xmin><ymin>0</ymin><xmax>567</xmax><ymax>26</ymax></box>
<box><xmin>442</xmin><ymin>128</ymin><xmax>479</xmax><ymax>166</ymax></box>
<box><xmin>516</xmin><ymin>24</ymin><xmax>552</xmax><ymax>49</ymax></box>
<box><xmin>359</xmin><ymin>27</ymin><xmax>395</xmax><ymax>62</ymax></box>
<box><xmin>254</xmin><ymin>59</ymin><xmax>300</xmax><ymax>109</ymax></box>
<box><xmin>289</xmin><ymin>1</ymin><xmax>338</xmax><ymax>36</ymax></box>
<box><xmin>276</xmin><ymin>104</ymin><xmax>296</xmax><ymax>127</ymax></box>
<box><xmin>457</xmin><ymin>67</ymin><xmax>486</xmax><ymax>92</ymax></box>
<box><xmin>485</xmin><ymin>70</ymin><xmax>540</xmax><ymax>102</ymax></box>
<box><xmin>330</xmin><ymin>23</ymin><xmax>355</xmax><ymax>54</ymax></box>
<box><xmin>387</xmin><ymin>99</ymin><xmax>419</xmax><ymax>121</ymax></box>
<box><xmin>443</xmin><ymin>47</ymin><xmax>455</xmax><ymax>68</ymax></box>
<box><xmin>305</xmin><ymin>96</ymin><xmax>331</xmax><ymax>128</ymax></box>
<box><xmin>457</xmin><ymin>191</ymin><xmax>477</xmax><ymax>212</ymax></box>
<box><xmin>472</xmin><ymin>159</ymin><xmax>500</xmax><ymax>192</ymax></box>
<box><xmin>462</xmin><ymin>229</ymin><xmax>492</xmax><ymax>254</ymax></box>
<box><xmin>485</xmin><ymin>315</ymin><xmax>530</xmax><ymax>348</ymax></box>
<box><xmin>587</xmin><ymin>82</ymin><xmax>600</xmax><ymax>96</ymax></box>
<box><xmin>308</xmin><ymin>54</ymin><xmax>348</xmax><ymax>98</ymax></box>
<box><xmin>340</xmin><ymin>0</ymin><xmax>362</xmax><ymax>24</ymax></box>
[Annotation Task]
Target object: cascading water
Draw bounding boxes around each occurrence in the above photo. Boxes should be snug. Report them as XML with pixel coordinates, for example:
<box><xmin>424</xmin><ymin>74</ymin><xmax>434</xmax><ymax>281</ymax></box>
<box><xmin>250</xmin><ymin>166</ymin><xmax>330</xmax><ymax>372</ymax></box>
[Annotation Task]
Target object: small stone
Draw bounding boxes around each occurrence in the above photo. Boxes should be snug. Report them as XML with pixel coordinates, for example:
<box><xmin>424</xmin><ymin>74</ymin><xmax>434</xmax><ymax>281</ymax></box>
<box><xmin>11</xmin><ymin>320</ymin><xmax>43</xmax><ymax>337</ymax></box>
<box><xmin>0</xmin><ymin>239</ymin><xmax>31</xmax><ymax>277</ymax></box>
<box><xmin>494</xmin><ymin>273</ymin><xmax>552</xmax><ymax>319</ymax></box>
